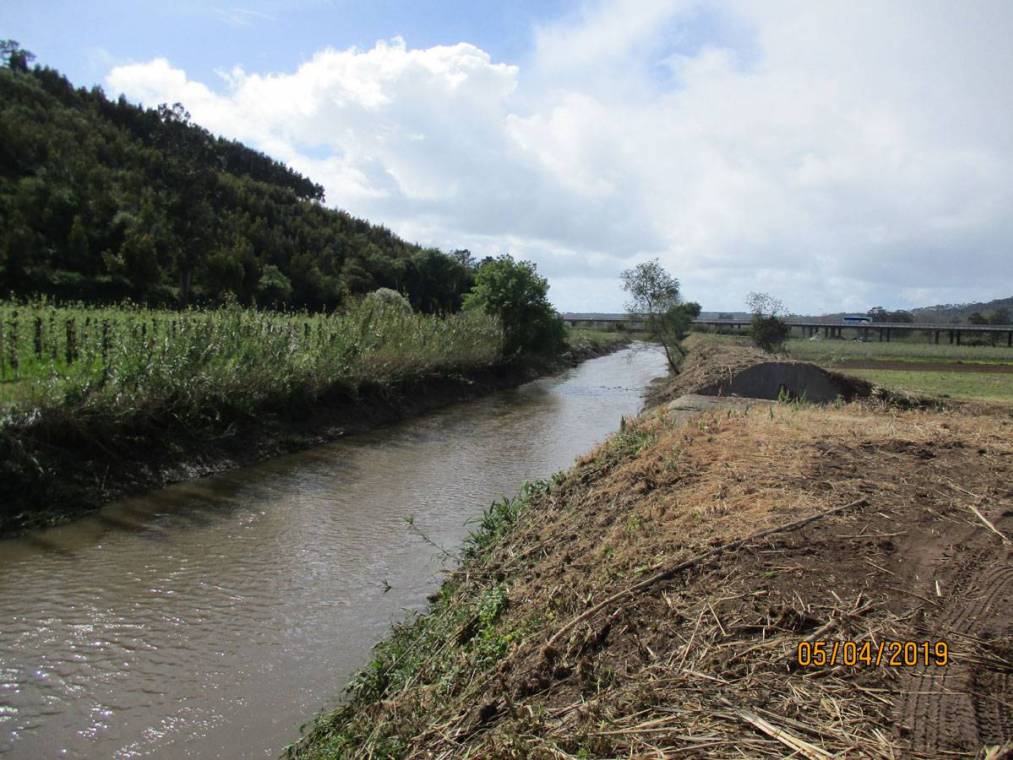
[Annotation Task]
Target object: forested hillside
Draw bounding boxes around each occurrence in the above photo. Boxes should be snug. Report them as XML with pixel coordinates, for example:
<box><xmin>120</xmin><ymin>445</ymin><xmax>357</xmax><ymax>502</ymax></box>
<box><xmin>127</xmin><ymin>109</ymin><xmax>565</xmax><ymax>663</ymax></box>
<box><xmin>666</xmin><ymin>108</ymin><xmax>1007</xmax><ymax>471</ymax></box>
<box><xmin>0</xmin><ymin>46</ymin><xmax>473</xmax><ymax>312</ymax></box>
<box><xmin>910</xmin><ymin>296</ymin><xmax>1013</xmax><ymax>324</ymax></box>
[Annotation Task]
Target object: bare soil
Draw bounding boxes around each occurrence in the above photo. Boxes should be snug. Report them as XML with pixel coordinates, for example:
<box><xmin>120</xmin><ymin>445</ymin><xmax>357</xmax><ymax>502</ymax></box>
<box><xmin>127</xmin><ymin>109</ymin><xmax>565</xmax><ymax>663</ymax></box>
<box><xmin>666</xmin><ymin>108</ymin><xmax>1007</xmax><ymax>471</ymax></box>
<box><xmin>296</xmin><ymin>395</ymin><xmax>1013</xmax><ymax>758</ymax></box>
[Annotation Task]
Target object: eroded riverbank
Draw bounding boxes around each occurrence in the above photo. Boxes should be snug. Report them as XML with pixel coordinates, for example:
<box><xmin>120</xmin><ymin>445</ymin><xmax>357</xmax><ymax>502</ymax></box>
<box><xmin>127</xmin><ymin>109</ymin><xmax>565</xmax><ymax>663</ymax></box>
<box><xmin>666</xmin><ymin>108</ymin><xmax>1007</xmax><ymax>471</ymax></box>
<box><xmin>0</xmin><ymin>336</ymin><xmax>626</xmax><ymax>536</ymax></box>
<box><xmin>0</xmin><ymin>343</ymin><xmax>666</xmax><ymax>759</ymax></box>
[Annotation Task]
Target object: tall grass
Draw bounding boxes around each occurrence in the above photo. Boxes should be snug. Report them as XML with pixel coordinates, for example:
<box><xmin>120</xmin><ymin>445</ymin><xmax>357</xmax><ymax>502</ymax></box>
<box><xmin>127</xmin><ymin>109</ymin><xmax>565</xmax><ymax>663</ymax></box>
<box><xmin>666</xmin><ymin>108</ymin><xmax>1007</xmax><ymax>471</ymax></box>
<box><xmin>0</xmin><ymin>299</ymin><xmax>504</xmax><ymax>424</ymax></box>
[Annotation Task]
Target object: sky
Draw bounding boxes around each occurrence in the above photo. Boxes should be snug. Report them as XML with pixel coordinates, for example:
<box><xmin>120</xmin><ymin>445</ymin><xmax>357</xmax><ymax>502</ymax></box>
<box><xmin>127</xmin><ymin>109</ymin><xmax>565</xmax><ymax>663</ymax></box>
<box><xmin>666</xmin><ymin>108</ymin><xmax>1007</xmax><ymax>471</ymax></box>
<box><xmin>4</xmin><ymin>0</ymin><xmax>1013</xmax><ymax>314</ymax></box>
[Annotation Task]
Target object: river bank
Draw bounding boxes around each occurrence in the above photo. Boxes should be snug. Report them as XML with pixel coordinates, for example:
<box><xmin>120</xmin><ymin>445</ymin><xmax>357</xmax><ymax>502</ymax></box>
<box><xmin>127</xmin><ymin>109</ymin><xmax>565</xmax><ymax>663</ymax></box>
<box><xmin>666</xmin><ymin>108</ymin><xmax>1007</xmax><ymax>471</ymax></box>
<box><xmin>0</xmin><ymin>342</ymin><xmax>666</xmax><ymax>759</ymax></box>
<box><xmin>291</xmin><ymin>345</ymin><xmax>1013</xmax><ymax>758</ymax></box>
<box><xmin>0</xmin><ymin>329</ymin><xmax>627</xmax><ymax>536</ymax></box>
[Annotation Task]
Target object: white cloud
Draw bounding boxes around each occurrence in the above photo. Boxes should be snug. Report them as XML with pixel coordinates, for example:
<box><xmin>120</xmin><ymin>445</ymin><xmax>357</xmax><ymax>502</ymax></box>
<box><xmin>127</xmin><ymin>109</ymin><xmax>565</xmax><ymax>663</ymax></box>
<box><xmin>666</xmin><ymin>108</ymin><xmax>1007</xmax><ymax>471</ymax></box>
<box><xmin>105</xmin><ymin>1</ymin><xmax>1013</xmax><ymax>313</ymax></box>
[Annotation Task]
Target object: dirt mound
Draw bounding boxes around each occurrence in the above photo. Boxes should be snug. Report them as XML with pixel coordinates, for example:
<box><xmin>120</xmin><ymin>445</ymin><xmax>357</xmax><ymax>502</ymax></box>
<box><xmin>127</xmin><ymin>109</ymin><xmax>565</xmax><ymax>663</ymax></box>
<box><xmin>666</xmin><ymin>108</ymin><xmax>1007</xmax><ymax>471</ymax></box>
<box><xmin>293</xmin><ymin>399</ymin><xmax>1013</xmax><ymax>759</ymax></box>
<box><xmin>649</xmin><ymin>336</ymin><xmax>871</xmax><ymax>405</ymax></box>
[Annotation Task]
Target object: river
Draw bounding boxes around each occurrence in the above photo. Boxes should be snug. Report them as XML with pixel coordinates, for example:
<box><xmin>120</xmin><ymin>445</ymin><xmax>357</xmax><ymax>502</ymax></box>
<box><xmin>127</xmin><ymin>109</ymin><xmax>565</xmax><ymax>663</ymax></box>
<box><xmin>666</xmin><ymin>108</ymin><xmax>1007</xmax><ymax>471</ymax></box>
<box><xmin>0</xmin><ymin>344</ymin><xmax>667</xmax><ymax>759</ymax></box>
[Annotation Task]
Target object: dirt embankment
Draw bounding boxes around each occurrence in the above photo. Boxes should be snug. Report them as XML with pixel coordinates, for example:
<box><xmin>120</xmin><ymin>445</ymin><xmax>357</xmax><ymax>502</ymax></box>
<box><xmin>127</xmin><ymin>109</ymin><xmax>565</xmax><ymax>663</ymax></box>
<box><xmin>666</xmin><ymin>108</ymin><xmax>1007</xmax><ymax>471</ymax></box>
<box><xmin>293</xmin><ymin>393</ymin><xmax>1013</xmax><ymax>758</ymax></box>
<box><xmin>0</xmin><ymin>339</ymin><xmax>625</xmax><ymax>537</ymax></box>
<box><xmin>646</xmin><ymin>335</ymin><xmax>872</xmax><ymax>407</ymax></box>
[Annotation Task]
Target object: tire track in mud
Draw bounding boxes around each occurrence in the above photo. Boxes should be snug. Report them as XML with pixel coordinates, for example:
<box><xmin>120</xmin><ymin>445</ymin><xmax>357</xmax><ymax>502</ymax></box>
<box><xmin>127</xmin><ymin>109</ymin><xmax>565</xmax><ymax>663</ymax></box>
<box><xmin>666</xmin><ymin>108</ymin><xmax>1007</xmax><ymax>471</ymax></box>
<box><xmin>898</xmin><ymin>542</ymin><xmax>1013</xmax><ymax>755</ymax></box>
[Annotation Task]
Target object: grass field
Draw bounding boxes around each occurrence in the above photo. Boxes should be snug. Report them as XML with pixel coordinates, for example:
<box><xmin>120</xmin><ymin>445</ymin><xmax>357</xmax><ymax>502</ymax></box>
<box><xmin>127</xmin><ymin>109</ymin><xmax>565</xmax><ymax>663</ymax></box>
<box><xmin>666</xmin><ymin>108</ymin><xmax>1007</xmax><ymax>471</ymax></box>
<box><xmin>783</xmin><ymin>337</ymin><xmax>1013</xmax><ymax>365</ymax></box>
<box><xmin>785</xmin><ymin>337</ymin><xmax>1013</xmax><ymax>402</ymax></box>
<box><xmin>839</xmin><ymin>368</ymin><xmax>1013</xmax><ymax>403</ymax></box>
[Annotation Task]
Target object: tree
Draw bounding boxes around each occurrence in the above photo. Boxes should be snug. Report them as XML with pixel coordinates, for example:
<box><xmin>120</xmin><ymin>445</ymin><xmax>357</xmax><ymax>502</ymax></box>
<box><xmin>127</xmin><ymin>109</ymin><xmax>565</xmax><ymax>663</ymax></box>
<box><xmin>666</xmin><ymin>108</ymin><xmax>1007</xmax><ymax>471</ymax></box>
<box><xmin>869</xmin><ymin>306</ymin><xmax>913</xmax><ymax>324</ymax></box>
<box><xmin>407</xmin><ymin>248</ymin><xmax>473</xmax><ymax>313</ymax></box>
<box><xmin>256</xmin><ymin>265</ymin><xmax>293</xmax><ymax>306</ymax></box>
<box><xmin>746</xmin><ymin>291</ymin><xmax>789</xmax><ymax>352</ymax></box>
<box><xmin>463</xmin><ymin>255</ymin><xmax>564</xmax><ymax>357</ymax></box>
<box><xmin>0</xmin><ymin>40</ymin><xmax>35</xmax><ymax>73</ymax></box>
<box><xmin>988</xmin><ymin>308</ymin><xmax>1010</xmax><ymax>325</ymax></box>
<box><xmin>0</xmin><ymin>52</ymin><xmax>483</xmax><ymax>311</ymax></box>
<box><xmin>621</xmin><ymin>259</ymin><xmax>697</xmax><ymax>372</ymax></box>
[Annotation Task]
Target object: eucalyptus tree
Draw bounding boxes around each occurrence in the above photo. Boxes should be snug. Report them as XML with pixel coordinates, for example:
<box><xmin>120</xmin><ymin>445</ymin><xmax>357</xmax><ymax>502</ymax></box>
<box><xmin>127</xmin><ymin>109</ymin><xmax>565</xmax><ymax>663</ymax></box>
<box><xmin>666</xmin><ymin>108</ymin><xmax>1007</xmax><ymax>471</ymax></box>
<box><xmin>621</xmin><ymin>259</ymin><xmax>699</xmax><ymax>372</ymax></box>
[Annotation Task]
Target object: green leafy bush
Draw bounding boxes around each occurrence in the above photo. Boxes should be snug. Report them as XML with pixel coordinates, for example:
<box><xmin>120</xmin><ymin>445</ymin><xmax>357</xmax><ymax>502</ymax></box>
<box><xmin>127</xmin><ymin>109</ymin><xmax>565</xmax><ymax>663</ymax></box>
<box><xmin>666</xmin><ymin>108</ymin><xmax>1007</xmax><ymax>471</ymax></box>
<box><xmin>750</xmin><ymin>314</ymin><xmax>790</xmax><ymax>352</ymax></box>
<box><xmin>463</xmin><ymin>255</ymin><xmax>564</xmax><ymax>357</ymax></box>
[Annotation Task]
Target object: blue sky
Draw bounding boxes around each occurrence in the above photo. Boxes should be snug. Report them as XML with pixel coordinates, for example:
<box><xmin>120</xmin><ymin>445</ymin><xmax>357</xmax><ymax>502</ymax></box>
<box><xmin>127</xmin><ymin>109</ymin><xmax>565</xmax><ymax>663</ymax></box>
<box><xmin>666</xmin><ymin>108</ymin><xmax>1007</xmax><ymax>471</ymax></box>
<box><xmin>3</xmin><ymin>1</ymin><xmax>566</xmax><ymax>95</ymax></box>
<box><xmin>4</xmin><ymin>1</ymin><xmax>1013</xmax><ymax>313</ymax></box>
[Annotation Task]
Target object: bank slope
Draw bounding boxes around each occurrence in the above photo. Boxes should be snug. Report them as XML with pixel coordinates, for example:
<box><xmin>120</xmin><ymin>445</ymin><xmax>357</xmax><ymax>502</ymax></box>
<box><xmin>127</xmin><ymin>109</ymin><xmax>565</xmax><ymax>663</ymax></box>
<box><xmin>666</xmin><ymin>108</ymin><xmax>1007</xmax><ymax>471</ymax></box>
<box><xmin>291</xmin><ymin>395</ymin><xmax>1013</xmax><ymax>758</ymax></box>
<box><xmin>0</xmin><ymin>317</ymin><xmax>627</xmax><ymax>536</ymax></box>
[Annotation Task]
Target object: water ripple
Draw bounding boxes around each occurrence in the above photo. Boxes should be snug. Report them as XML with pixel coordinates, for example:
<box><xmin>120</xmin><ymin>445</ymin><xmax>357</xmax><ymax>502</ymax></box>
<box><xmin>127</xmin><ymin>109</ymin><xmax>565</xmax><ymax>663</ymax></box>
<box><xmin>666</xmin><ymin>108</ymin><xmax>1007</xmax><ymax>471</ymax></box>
<box><xmin>0</xmin><ymin>346</ymin><xmax>667</xmax><ymax>758</ymax></box>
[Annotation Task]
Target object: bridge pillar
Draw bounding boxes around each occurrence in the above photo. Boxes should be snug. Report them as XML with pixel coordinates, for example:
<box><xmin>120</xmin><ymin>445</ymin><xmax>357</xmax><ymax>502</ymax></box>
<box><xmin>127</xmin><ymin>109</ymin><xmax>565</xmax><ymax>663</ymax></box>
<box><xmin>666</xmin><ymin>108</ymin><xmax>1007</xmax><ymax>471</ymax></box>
<box><xmin>956</xmin><ymin>330</ymin><xmax>961</xmax><ymax>346</ymax></box>
<box><xmin>934</xmin><ymin>330</ymin><xmax>940</xmax><ymax>344</ymax></box>
<box><xmin>886</xmin><ymin>328</ymin><xmax>891</xmax><ymax>342</ymax></box>
<box><xmin>1009</xmin><ymin>330</ymin><xmax>1012</xmax><ymax>348</ymax></box>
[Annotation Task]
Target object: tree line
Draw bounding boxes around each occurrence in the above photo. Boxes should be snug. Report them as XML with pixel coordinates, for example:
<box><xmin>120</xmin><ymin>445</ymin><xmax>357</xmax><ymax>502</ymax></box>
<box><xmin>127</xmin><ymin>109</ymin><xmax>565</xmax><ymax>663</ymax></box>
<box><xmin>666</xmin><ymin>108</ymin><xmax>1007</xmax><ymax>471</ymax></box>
<box><xmin>0</xmin><ymin>42</ymin><xmax>478</xmax><ymax>313</ymax></box>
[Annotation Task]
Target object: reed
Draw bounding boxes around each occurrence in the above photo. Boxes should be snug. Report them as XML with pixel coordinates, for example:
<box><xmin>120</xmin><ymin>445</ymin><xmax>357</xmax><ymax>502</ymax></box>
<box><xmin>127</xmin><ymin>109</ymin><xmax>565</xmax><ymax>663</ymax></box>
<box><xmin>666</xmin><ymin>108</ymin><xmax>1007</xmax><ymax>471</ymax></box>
<box><xmin>0</xmin><ymin>298</ymin><xmax>505</xmax><ymax>425</ymax></box>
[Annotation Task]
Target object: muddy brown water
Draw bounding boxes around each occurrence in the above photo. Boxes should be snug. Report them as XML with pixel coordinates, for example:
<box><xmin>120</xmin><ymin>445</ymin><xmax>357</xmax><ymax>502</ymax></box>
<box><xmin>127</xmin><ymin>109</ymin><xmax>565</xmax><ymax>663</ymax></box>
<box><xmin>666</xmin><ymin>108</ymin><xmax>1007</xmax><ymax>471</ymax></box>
<box><xmin>0</xmin><ymin>345</ymin><xmax>667</xmax><ymax>759</ymax></box>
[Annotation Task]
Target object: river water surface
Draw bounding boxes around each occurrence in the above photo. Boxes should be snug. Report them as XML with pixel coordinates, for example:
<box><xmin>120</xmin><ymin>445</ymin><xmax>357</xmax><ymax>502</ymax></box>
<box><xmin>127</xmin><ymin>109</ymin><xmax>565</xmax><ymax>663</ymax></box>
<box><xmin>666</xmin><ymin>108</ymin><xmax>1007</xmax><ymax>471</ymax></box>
<box><xmin>0</xmin><ymin>345</ymin><xmax>667</xmax><ymax>758</ymax></box>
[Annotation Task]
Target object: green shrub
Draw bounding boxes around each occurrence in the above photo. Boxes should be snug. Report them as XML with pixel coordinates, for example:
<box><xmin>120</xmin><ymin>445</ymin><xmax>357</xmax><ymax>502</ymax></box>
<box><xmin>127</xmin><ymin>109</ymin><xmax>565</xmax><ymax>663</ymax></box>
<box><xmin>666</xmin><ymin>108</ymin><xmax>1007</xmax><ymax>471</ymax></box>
<box><xmin>363</xmin><ymin>288</ymin><xmax>412</xmax><ymax>315</ymax></box>
<box><xmin>463</xmin><ymin>255</ymin><xmax>564</xmax><ymax>357</ymax></box>
<box><xmin>750</xmin><ymin>314</ymin><xmax>790</xmax><ymax>352</ymax></box>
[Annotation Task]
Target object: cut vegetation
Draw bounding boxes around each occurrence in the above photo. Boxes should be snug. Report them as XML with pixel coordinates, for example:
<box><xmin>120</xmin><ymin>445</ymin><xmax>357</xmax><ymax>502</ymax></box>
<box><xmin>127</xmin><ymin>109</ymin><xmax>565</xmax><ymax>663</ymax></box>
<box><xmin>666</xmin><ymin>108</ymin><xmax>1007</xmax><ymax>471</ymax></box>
<box><xmin>291</xmin><ymin>385</ymin><xmax>1013</xmax><ymax>758</ymax></box>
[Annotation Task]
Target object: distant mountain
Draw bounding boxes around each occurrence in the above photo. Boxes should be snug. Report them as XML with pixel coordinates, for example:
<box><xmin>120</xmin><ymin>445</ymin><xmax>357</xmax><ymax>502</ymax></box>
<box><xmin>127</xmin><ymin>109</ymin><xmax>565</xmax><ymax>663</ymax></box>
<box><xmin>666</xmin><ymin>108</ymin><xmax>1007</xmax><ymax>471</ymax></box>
<box><xmin>793</xmin><ymin>298</ymin><xmax>1012</xmax><ymax>325</ymax></box>
<box><xmin>0</xmin><ymin>46</ymin><xmax>473</xmax><ymax>312</ymax></box>
<box><xmin>909</xmin><ymin>297</ymin><xmax>1013</xmax><ymax>324</ymax></box>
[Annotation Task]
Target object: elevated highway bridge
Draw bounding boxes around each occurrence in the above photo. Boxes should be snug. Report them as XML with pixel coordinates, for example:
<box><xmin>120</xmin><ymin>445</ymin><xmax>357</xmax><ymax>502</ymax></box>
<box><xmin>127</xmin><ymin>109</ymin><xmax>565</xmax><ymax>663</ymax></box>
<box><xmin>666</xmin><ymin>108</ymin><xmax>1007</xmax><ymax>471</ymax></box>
<box><xmin>562</xmin><ymin>314</ymin><xmax>1013</xmax><ymax>346</ymax></box>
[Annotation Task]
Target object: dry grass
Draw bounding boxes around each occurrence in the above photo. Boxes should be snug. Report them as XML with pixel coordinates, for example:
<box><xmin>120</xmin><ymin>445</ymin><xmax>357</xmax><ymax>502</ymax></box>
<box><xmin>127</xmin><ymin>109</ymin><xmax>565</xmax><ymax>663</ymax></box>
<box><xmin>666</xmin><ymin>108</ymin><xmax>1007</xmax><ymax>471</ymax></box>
<box><xmin>293</xmin><ymin>398</ymin><xmax>1013</xmax><ymax>759</ymax></box>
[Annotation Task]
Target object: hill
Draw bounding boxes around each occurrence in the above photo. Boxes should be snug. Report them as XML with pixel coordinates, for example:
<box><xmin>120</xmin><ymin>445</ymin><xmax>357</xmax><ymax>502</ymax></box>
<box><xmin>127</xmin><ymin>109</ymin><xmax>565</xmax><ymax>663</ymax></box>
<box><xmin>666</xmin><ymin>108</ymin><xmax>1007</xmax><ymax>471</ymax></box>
<box><xmin>910</xmin><ymin>296</ymin><xmax>1013</xmax><ymax>324</ymax></box>
<box><xmin>0</xmin><ymin>46</ymin><xmax>473</xmax><ymax>312</ymax></box>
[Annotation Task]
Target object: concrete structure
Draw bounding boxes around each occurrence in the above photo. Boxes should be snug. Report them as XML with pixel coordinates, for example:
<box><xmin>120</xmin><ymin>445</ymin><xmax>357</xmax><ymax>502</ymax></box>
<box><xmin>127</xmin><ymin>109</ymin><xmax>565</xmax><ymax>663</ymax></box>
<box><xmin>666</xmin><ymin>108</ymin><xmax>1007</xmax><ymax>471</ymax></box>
<box><xmin>561</xmin><ymin>313</ymin><xmax>1013</xmax><ymax>347</ymax></box>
